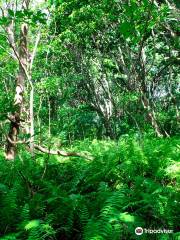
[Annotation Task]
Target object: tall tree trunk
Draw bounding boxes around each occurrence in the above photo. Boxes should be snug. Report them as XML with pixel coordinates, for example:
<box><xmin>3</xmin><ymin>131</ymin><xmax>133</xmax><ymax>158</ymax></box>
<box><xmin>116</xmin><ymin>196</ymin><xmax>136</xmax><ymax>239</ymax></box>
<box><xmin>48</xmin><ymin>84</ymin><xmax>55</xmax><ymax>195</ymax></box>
<box><xmin>103</xmin><ymin>117</ymin><xmax>114</xmax><ymax>139</ymax></box>
<box><xmin>141</xmin><ymin>94</ymin><xmax>163</xmax><ymax>138</ymax></box>
<box><xmin>29</xmin><ymin>84</ymin><xmax>34</xmax><ymax>154</ymax></box>
<box><xmin>6</xmin><ymin>23</ymin><xmax>28</xmax><ymax>160</ymax></box>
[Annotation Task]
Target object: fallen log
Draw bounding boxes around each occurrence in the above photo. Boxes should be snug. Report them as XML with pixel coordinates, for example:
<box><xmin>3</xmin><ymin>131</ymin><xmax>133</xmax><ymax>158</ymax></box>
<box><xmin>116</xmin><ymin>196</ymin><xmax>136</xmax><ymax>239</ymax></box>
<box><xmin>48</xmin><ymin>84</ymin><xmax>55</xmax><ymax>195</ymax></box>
<box><xmin>33</xmin><ymin>144</ymin><xmax>93</xmax><ymax>160</ymax></box>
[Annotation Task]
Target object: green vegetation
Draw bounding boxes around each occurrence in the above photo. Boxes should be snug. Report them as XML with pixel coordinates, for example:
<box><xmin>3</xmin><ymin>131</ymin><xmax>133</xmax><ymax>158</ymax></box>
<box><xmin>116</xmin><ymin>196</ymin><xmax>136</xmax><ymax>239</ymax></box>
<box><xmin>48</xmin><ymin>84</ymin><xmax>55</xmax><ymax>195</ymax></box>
<box><xmin>0</xmin><ymin>136</ymin><xmax>179</xmax><ymax>239</ymax></box>
<box><xmin>0</xmin><ymin>0</ymin><xmax>179</xmax><ymax>239</ymax></box>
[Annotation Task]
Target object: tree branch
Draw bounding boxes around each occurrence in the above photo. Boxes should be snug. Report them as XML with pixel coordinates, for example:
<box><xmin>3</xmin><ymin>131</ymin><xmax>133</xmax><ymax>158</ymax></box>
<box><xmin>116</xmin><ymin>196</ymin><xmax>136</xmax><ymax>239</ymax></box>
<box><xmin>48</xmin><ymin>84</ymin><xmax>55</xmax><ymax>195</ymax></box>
<box><xmin>33</xmin><ymin>144</ymin><xmax>93</xmax><ymax>160</ymax></box>
<box><xmin>29</xmin><ymin>30</ymin><xmax>41</xmax><ymax>71</ymax></box>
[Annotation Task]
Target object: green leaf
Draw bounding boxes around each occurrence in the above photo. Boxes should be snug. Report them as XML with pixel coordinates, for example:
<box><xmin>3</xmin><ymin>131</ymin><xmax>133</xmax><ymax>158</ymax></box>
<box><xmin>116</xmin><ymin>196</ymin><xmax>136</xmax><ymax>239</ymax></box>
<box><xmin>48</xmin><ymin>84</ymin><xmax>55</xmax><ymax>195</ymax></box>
<box><xmin>119</xmin><ymin>212</ymin><xmax>135</xmax><ymax>223</ymax></box>
<box><xmin>25</xmin><ymin>220</ymin><xmax>40</xmax><ymax>230</ymax></box>
<box><xmin>0</xmin><ymin>16</ymin><xmax>9</xmax><ymax>25</ymax></box>
<box><xmin>8</xmin><ymin>9</ymin><xmax>14</xmax><ymax>17</ymax></box>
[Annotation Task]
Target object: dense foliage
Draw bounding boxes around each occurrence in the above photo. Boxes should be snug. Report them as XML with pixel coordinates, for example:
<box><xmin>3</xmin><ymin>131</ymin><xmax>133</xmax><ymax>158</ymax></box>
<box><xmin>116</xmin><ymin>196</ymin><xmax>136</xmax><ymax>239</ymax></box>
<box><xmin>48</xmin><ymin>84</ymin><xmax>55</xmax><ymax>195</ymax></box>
<box><xmin>0</xmin><ymin>0</ymin><xmax>179</xmax><ymax>239</ymax></box>
<box><xmin>0</xmin><ymin>136</ymin><xmax>179</xmax><ymax>239</ymax></box>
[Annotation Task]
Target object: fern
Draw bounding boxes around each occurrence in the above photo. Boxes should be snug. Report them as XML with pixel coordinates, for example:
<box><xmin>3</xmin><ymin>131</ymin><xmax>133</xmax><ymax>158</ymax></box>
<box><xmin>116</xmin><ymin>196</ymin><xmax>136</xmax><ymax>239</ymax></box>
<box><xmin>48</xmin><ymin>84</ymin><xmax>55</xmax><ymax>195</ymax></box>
<box><xmin>0</xmin><ymin>136</ymin><xmax>179</xmax><ymax>239</ymax></box>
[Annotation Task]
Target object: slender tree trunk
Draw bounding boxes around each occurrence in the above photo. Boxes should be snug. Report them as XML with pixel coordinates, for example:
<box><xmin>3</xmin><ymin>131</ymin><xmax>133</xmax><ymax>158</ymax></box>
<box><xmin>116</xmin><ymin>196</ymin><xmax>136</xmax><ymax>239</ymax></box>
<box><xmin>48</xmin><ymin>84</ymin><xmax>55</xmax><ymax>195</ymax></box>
<box><xmin>103</xmin><ymin>117</ymin><xmax>114</xmax><ymax>139</ymax></box>
<box><xmin>6</xmin><ymin>23</ymin><xmax>28</xmax><ymax>160</ymax></box>
<box><xmin>29</xmin><ymin>84</ymin><xmax>34</xmax><ymax>153</ymax></box>
<box><xmin>48</xmin><ymin>96</ymin><xmax>51</xmax><ymax>139</ymax></box>
<box><xmin>141</xmin><ymin>95</ymin><xmax>163</xmax><ymax>138</ymax></box>
<box><xmin>37</xmin><ymin>95</ymin><xmax>43</xmax><ymax>144</ymax></box>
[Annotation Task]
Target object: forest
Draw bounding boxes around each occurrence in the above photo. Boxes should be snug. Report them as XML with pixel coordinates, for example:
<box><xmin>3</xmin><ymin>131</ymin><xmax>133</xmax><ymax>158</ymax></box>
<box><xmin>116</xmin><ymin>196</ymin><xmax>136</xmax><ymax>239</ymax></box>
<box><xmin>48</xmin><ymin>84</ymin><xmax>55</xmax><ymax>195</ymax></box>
<box><xmin>0</xmin><ymin>0</ymin><xmax>179</xmax><ymax>239</ymax></box>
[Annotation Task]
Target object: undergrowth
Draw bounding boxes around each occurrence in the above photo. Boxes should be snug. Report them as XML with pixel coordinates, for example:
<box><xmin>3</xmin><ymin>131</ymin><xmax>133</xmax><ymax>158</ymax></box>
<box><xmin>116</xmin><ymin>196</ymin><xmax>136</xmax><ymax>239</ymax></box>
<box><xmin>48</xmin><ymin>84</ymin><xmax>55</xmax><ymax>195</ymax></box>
<box><xmin>0</xmin><ymin>135</ymin><xmax>179</xmax><ymax>240</ymax></box>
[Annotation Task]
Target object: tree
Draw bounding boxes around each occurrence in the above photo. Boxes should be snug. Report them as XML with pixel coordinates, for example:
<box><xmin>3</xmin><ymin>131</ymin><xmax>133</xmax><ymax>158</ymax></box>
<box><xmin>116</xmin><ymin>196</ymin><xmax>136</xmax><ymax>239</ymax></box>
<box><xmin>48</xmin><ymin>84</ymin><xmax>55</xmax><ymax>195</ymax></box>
<box><xmin>0</xmin><ymin>1</ymin><xmax>44</xmax><ymax>159</ymax></box>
